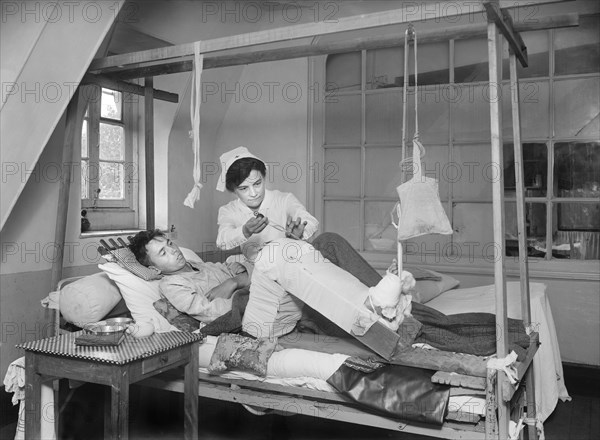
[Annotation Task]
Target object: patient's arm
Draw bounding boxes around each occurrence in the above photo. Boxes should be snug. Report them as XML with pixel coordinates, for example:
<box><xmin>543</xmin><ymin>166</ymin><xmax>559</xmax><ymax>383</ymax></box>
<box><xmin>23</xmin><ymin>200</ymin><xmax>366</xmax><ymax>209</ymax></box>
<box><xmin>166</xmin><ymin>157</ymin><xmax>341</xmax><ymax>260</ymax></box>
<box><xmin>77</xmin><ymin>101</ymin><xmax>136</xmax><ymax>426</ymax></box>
<box><xmin>160</xmin><ymin>277</ymin><xmax>233</xmax><ymax>321</ymax></box>
<box><xmin>206</xmin><ymin>273</ymin><xmax>249</xmax><ymax>301</ymax></box>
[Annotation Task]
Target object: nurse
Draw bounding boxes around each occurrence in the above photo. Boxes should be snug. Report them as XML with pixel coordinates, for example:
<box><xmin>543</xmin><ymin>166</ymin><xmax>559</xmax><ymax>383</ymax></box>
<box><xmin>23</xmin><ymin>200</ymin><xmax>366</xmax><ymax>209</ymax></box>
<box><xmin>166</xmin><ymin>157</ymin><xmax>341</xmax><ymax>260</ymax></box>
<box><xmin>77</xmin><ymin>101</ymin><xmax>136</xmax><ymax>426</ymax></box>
<box><xmin>215</xmin><ymin>146</ymin><xmax>319</xmax><ymax>256</ymax></box>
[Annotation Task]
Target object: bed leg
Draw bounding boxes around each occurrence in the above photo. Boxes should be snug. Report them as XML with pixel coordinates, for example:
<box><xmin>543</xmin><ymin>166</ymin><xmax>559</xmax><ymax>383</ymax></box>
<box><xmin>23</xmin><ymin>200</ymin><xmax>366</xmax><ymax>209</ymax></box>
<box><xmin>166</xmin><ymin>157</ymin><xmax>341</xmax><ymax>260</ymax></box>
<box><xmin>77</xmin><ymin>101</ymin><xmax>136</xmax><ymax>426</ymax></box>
<box><xmin>525</xmin><ymin>367</ymin><xmax>538</xmax><ymax>440</ymax></box>
<box><xmin>485</xmin><ymin>369</ymin><xmax>498</xmax><ymax>440</ymax></box>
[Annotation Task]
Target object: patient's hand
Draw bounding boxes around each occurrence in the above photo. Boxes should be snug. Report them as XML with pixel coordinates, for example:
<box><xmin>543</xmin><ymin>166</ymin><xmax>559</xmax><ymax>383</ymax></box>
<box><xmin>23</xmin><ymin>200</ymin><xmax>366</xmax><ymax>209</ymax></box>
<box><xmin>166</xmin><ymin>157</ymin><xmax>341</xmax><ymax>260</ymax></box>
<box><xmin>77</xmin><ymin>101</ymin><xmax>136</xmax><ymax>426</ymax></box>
<box><xmin>206</xmin><ymin>274</ymin><xmax>249</xmax><ymax>301</ymax></box>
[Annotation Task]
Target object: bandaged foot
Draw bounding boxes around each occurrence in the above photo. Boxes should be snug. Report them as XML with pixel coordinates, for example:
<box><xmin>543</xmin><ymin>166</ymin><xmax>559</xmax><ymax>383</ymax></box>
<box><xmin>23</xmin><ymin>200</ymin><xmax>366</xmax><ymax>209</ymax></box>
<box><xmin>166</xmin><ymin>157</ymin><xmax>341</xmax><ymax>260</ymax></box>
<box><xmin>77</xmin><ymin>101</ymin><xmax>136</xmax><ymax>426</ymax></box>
<box><xmin>366</xmin><ymin>269</ymin><xmax>416</xmax><ymax>330</ymax></box>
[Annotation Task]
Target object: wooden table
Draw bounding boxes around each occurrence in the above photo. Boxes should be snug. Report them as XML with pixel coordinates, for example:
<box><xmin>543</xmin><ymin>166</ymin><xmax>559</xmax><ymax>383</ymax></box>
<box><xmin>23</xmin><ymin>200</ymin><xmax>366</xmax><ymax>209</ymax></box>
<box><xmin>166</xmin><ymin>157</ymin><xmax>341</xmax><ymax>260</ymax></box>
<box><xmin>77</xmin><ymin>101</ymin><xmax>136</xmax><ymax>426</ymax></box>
<box><xmin>18</xmin><ymin>331</ymin><xmax>202</xmax><ymax>440</ymax></box>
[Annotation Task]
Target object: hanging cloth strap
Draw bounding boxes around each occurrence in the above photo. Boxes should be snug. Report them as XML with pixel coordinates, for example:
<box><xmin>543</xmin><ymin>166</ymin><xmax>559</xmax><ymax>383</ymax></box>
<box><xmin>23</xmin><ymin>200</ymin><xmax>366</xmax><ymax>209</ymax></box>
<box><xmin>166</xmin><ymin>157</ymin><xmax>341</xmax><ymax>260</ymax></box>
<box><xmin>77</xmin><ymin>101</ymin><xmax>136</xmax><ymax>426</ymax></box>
<box><xmin>184</xmin><ymin>42</ymin><xmax>204</xmax><ymax>208</ymax></box>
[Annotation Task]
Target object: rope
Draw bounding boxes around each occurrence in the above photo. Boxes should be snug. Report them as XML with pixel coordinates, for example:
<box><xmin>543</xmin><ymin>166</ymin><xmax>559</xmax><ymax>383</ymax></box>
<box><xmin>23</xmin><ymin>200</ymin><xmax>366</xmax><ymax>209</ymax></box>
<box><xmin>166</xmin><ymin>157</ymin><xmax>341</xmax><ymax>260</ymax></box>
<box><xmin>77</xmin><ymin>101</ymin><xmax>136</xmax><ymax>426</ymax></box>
<box><xmin>184</xmin><ymin>42</ymin><xmax>204</xmax><ymax>208</ymax></box>
<box><xmin>510</xmin><ymin>417</ymin><xmax>546</xmax><ymax>440</ymax></box>
<box><xmin>487</xmin><ymin>350</ymin><xmax>519</xmax><ymax>385</ymax></box>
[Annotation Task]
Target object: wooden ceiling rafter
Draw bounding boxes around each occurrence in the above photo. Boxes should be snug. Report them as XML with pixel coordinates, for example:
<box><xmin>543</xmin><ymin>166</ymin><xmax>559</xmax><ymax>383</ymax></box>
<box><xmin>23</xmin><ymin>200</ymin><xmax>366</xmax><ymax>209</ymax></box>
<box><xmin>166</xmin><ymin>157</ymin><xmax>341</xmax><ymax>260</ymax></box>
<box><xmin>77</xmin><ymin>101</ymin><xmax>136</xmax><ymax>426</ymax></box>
<box><xmin>88</xmin><ymin>0</ymin><xmax>574</xmax><ymax>77</ymax></box>
<box><xmin>98</xmin><ymin>12</ymin><xmax>578</xmax><ymax>81</ymax></box>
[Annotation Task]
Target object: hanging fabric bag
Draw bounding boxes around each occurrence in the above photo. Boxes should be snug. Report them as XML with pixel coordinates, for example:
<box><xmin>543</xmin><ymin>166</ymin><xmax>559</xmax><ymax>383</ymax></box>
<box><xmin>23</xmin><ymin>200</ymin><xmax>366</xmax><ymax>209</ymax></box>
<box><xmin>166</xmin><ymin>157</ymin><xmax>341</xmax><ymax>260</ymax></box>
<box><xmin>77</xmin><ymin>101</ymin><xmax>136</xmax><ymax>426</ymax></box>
<box><xmin>395</xmin><ymin>26</ymin><xmax>453</xmax><ymax>242</ymax></box>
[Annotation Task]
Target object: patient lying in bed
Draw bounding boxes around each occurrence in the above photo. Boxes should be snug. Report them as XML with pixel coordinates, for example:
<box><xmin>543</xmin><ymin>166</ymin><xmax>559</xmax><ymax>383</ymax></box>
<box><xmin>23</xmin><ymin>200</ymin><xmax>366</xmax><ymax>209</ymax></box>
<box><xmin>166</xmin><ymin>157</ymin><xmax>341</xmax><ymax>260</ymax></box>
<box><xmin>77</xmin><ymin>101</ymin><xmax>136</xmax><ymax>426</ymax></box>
<box><xmin>129</xmin><ymin>229</ymin><xmax>415</xmax><ymax>338</ymax></box>
<box><xmin>128</xmin><ymin>229</ymin><xmax>529</xmax><ymax>361</ymax></box>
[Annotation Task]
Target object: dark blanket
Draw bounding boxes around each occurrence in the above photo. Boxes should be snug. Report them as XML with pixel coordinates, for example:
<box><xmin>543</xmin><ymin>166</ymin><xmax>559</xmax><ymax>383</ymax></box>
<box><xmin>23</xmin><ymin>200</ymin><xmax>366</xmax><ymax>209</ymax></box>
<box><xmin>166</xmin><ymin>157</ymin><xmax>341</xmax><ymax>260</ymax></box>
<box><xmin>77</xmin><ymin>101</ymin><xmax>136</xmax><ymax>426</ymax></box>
<box><xmin>411</xmin><ymin>301</ymin><xmax>530</xmax><ymax>359</ymax></box>
<box><xmin>300</xmin><ymin>301</ymin><xmax>530</xmax><ymax>359</ymax></box>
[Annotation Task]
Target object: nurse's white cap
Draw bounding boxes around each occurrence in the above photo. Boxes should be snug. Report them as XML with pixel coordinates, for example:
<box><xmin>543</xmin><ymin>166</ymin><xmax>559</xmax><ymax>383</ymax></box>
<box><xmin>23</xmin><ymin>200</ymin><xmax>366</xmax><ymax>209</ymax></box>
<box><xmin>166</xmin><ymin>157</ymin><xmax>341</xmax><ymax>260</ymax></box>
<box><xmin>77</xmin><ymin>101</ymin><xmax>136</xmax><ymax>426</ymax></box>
<box><xmin>216</xmin><ymin>146</ymin><xmax>264</xmax><ymax>192</ymax></box>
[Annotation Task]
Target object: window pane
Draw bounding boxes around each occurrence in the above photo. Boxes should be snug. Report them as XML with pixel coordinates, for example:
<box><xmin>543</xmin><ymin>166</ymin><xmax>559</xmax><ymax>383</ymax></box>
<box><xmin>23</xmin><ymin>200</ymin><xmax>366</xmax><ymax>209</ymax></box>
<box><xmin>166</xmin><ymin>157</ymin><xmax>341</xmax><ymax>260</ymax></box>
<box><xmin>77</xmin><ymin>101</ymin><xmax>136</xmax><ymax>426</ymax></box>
<box><xmin>554</xmin><ymin>142</ymin><xmax>600</xmax><ymax>198</ymax></box>
<box><xmin>324</xmin><ymin>148</ymin><xmax>361</xmax><ymax>197</ymax></box>
<box><xmin>455</xmin><ymin>38</ymin><xmax>488</xmax><ymax>83</ymax></box>
<box><xmin>81</xmin><ymin>120</ymin><xmax>88</xmax><ymax>158</ymax></box>
<box><xmin>505</xmin><ymin>202</ymin><xmax>547</xmax><ymax>258</ymax></box>
<box><xmin>557</xmin><ymin>202</ymin><xmax>600</xmax><ymax>232</ymax></box>
<box><xmin>325</xmin><ymin>94</ymin><xmax>361</xmax><ymax>145</ymax></box>
<box><xmin>453</xmin><ymin>203</ymin><xmax>494</xmax><ymax>259</ymax></box>
<box><xmin>365</xmin><ymin>201</ymin><xmax>397</xmax><ymax>252</ymax></box>
<box><xmin>415</xmin><ymin>86</ymin><xmax>450</xmax><ymax>144</ymax></box>
<box><xmin>554</xmin><ymin>228</ymin><xmax>600</xmax><ymax>260</ymax></box>
<box><xmin>81</xmin><ymin>160</ymin><xmax>89</xmax><ymax>199</ymax></box>
<box><xmin>555</xmin><ymin>15</ymin><xmax>600</xmax><ymax>76</ymax></box>
<box><xmin>326</xmin><ymin>52</ymin><xmax>361</xmax><ymax>92</ymax></box>
<box><xmin>504</xmin><ymin>143</ymin><xmax>547</xmax><ymax>197</ymax></box>
<box><xmin>503</xmin><ymin>30</ymin><xmax>549</xmax><ymax>79</ymax></box>
<box><xmin>99</xmin><ymin>162</ymin><xmax>124</xmax><ymax>199</ymax></box>
<box><xmin>414</xmin><ymin>41</ymin><xmax>449</xmax><ymax>86</ymax></box>
<box><xmin>99</xmin><ymin>123</ymin><xmax>125</xmax><ymax>161</ymax></box>
<box><xmin>452</xmin><ymin>144</ymin><xmax>492</xmax><ymax>200</ymax></box>
<box><xmin>365</xmin><ymin>91</ymin><xmax>402</xmax><ymax>143</ymax></box>
<box><xmin>365</xmin><ymin>148</ymin><xmax>403</xmax><ymax>198</ymax></box>
<box><xmin>452</xmin><ymin>85</ymin><xmax>491</xmax><ymax>141</ymax></box>
<box><xmin>101</xmin><ymin>88</ymin><xmax>122</xmax><ymax>120</ymax></box>
<box><xmin>366</xmin><ymin>46</ymin><xmax>403</xmax><ymax>89</ymax></box>
<box><xmin>501</xmin><ymin>81</ymin><xmax>550</xmax><ymax>139</ymax></box>
<box><xmin>323</xmin><ymin>201</ymin><xmax>361</xmax><ymax>248</ymax></box>
<box><xmin>554</xmin><ymin>77</ymin><xmax>600</xmax><ymax>138</ymax></box>
<box><xmin>367</xmin><ymin>41</ymin><xmax>449</xmax><ymax>89</ymax></box>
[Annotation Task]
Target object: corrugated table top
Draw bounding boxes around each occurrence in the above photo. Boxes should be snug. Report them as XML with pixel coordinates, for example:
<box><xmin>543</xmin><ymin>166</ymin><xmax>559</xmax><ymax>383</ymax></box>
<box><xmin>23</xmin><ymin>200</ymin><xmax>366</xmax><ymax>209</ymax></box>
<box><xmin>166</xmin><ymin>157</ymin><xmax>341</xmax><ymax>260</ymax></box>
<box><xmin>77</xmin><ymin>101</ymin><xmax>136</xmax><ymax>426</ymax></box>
<box><xmin>17</xmin><ymin>331</ymin><xmax>203</xmax><ymax>365</ymax></box>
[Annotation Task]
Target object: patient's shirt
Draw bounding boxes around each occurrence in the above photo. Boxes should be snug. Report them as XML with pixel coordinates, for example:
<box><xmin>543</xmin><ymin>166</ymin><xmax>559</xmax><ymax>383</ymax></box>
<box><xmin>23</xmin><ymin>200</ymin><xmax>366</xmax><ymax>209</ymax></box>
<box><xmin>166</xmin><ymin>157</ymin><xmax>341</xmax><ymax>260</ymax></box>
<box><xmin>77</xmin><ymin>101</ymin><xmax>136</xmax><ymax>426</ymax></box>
<box><xmin>159</xmin><ymin>261</ymin><xmax>236</xmax><ymax>323</ymax></box>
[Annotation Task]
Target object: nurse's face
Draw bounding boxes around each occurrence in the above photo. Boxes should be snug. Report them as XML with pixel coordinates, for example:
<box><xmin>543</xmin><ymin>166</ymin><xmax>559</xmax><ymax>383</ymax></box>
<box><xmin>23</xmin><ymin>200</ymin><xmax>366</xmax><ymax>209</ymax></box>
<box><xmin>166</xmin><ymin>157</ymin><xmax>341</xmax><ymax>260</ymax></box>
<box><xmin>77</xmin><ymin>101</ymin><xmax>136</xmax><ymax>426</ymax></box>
<box><xmin>234</xmin><ymin>169</ymin><xmax>266</xmax><ymax>210</ymax></box>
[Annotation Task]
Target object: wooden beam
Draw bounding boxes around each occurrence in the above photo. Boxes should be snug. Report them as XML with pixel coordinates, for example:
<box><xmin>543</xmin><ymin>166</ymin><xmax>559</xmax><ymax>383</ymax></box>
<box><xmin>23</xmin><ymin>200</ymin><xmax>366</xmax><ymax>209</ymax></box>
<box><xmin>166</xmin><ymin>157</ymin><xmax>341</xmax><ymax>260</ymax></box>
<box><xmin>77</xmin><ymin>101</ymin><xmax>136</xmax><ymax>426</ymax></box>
<box><xmin>50</xmin><ymin>89</ymin><xmax>86</xmax><ymax>308</ymax></box>
<box><xmin>484</xmin><ymin>0</ymin><xmax>529</xmax><ymax>67</ymax></box>
<box><xmin>144</xmin><ymin>77</ymin><xmax>155</xmax><ymax>230</ymax></box>
<box><xmin>488</xmin><ymin>20</ymin><xmax>510</xmax><ymax>440</ymax></box>
<box><xmin>98</xmin><ymin>13</ymin><xmax>578</xmax><ymax>80</ymax></box>
<box><xmin>88</xmin><ymin>1</ymin><xmax>571</xmax><ymax>72</ymax></box>
<box><xmin>81</xmin><ymin>73</ymin><xmax>178</xmax><ymax>103</ymax></box>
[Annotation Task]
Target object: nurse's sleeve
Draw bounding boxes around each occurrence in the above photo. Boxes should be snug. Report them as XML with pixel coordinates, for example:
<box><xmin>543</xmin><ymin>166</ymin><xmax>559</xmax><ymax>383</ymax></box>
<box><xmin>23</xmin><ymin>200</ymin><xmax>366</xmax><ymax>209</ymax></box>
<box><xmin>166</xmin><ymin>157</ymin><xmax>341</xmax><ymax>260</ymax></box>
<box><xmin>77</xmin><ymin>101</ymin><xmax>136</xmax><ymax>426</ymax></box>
<box><xmin>216</xmin><ymin>204</ymin><xmax>248</xmax><ymax>250</ymax></box>
<box><xmin>285</xmin><ymin>193</ymin><xmax>319</xmax><ymax>240</ymax></box>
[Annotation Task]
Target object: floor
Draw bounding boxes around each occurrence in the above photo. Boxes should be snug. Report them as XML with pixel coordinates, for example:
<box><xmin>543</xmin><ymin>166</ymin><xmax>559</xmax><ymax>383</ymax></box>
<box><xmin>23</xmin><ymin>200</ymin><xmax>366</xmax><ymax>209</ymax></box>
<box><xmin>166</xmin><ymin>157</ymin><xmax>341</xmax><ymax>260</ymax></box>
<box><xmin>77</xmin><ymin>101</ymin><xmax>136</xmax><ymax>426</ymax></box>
<box><xmin>1</xmin><ymin>377</ymin><xmax>598</xmax><ymax>440</ymax></box>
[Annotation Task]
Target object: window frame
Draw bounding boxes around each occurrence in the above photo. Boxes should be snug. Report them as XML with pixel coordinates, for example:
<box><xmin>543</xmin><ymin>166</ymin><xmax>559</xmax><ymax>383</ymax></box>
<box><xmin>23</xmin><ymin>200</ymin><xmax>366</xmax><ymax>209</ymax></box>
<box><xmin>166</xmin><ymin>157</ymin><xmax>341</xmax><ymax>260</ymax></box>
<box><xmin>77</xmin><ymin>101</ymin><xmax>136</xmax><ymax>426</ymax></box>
<box><xmin>317</xmin><ymin>20</ymin><xmax>600</xmax><ymax>263</ymax></box>
<box><xmin>80</xmin><ymin>85</ymin><xmax>139</xmax><ymax>230</ymax></box>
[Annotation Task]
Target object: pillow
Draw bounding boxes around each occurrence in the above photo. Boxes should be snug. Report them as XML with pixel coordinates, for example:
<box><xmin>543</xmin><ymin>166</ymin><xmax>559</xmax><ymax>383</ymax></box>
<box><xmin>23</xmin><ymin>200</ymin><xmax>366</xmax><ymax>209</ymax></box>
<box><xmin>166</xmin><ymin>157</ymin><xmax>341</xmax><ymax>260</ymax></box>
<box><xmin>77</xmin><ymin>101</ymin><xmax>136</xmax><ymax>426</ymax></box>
<box><xmin>108</xmin><ymin>247</ymin><xmax>162</xmax><ymax>281</ymax></box>
<box><xmin>59</xmin><ymin>272</ymin><xmax>122</xmax><ymax>326</ymax></box>
<box><xmin>99</xmin><ymin>262</ymin><xmax>173</xmax><ymax>332</ymax></box>
<box><xmin>208</xmin><ymin>333</ymin><xmax>278</xmax><ymax>377</ymax></box>
<box><xmin>410</xmin><ymin>269</ymin><xmax>460</xmax><ymax>304</ymax></box>
<box><xmin>98</xmin><ymin>247</ymin><xmax>204</xmax><ymax>333</ymax></box>
<box><xmin>406</xmin><ymin>267</ymin><xmax>442</xmax><ymax>281</ymax></box>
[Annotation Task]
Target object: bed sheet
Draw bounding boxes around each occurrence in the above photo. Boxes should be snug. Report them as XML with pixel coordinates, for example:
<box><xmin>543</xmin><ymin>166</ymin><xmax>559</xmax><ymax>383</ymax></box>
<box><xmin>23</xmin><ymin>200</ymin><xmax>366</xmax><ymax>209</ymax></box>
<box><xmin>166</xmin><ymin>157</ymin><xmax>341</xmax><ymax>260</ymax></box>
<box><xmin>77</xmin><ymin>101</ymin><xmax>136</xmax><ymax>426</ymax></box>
<box><xmin>425</xmin><ymin>281</ymin><xmax>571</xmax><ymax>422</ymax></box>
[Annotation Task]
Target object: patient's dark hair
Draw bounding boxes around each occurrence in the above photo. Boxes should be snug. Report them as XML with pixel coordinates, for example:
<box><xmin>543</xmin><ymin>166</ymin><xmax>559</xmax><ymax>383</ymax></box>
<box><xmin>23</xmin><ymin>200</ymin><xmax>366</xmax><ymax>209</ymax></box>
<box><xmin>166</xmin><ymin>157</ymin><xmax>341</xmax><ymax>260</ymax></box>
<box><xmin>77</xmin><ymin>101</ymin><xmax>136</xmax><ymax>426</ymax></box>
<box><xmin>225</xmin><ymin>157</ymin><xmax>266</xmax><ymax>192</ymax></box>
<box><xmin>129</xmin><ymin>229</ymin><xmax>165</xmax><ymax>266</ymax></box>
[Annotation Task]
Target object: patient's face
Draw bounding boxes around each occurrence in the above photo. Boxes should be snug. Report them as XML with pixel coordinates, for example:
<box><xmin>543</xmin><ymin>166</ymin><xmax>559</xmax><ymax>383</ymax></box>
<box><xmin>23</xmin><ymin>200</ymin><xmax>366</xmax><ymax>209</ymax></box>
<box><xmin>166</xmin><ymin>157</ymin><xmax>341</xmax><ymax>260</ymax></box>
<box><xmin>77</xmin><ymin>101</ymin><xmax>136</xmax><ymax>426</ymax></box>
<box><xmin>145</xmin><ymin>237</ymin><xmax>186</xmax><ymax>274</ymax></box>
<box><xmin>234</xmin><ymin>169</ymin><xmax>266</xmax><ymax>210</ymax></box>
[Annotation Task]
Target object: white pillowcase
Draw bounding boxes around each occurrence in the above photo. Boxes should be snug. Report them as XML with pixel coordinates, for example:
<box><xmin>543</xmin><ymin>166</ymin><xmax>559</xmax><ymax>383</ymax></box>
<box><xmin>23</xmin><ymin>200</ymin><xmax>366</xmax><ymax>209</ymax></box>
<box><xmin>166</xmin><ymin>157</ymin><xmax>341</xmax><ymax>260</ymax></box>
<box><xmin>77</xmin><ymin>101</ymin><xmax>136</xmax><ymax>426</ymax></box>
<box><xmin>99</xmin><ymin>247</ymin><xmax>203</xmax><ymax>333</ymax></box>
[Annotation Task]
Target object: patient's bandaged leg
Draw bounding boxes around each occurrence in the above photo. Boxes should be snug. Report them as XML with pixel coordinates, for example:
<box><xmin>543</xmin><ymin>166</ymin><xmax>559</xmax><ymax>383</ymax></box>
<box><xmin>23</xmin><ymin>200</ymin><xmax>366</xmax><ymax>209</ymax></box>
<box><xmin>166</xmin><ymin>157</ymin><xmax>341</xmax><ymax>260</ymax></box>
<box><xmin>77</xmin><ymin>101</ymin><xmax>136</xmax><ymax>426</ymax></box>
<box><xmin>252</xmin><ymin>239</ymin><xmax>380</xmax><ymax>338</ymax></box>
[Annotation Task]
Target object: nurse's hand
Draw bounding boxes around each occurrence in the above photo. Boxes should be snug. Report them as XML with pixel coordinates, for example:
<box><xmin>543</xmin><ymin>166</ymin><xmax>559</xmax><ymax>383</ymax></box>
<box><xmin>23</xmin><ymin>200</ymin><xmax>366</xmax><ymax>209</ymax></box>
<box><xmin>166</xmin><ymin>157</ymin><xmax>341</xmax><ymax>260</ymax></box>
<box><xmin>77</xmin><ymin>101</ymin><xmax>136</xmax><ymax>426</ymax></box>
<box><xmin>242</xmin><ymin>215</ymin><xmax>268</xmax><ymax>238</ymax></box>
<box><xmin>286</xmin><ymin>216</ymin><xmax>308</xmax><ymax>240</ymax></box>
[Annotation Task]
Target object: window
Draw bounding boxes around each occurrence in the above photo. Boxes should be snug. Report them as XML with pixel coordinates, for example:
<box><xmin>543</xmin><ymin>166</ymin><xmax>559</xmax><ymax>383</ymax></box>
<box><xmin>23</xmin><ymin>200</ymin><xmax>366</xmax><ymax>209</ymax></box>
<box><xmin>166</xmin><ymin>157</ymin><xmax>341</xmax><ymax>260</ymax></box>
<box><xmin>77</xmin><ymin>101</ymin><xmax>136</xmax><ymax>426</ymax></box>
<box><xmin>321</xmin><ymin>15</ymin><xmax>599</xmax><ymax>261</ymax></box>
<box><xmin>81</xmin><ymin>87</ymin><xmax>138</xmax><ymax>231</ymax></box>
